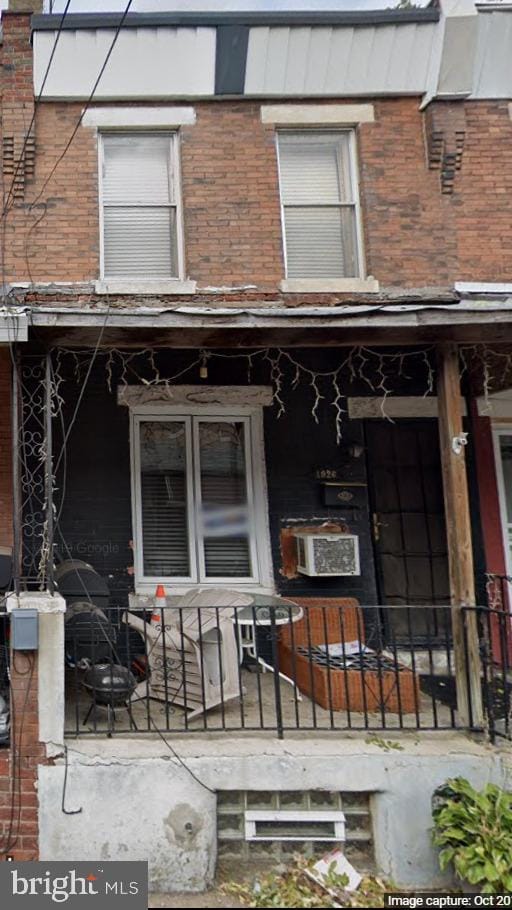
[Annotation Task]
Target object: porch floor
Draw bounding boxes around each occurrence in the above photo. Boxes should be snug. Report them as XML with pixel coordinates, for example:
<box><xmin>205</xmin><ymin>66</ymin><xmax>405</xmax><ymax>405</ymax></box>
<box><xmin>64</xmin><ymin>665</ymin><xmax>457</xmax><ymax>737</ymax></box>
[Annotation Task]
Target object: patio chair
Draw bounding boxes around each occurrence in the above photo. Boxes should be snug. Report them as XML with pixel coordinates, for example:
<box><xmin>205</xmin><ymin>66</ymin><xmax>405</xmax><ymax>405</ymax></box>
<box><xmin>124</xmin><ymin>588</ymin><xmax>252</xmax><ymax>719</ymax></box>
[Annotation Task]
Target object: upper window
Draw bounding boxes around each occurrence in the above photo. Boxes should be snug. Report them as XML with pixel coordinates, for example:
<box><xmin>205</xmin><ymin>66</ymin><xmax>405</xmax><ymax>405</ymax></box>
<box><xmin>277</xmin><ymin>130</ymin><xmax>362</xmax><ymax>280</ymax></box>
<box><xmin>100</xmin><ymin>132</ymin><xmax>182</xmax><ymax>280</ymax></box>
<box><xmin>131</xmin><ymin>410</ymin><xmax>271</xmax><ymax>588</ymax></box>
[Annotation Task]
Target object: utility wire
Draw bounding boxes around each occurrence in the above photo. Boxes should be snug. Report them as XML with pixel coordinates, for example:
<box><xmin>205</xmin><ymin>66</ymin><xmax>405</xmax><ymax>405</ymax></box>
<box><xmin>1</xmin><ymin>0</ymin><xmax>74</xmax><ymax>218</ymax></box>
<box><xmin>29</xmin><ymin>0</ymin><xmax>135</xmax><ymax>212</ymax></box>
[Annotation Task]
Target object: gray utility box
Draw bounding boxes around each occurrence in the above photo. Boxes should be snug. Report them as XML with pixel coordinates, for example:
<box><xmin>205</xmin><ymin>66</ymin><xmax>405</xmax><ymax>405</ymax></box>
<box><xmin>11</xmin><ymin>609</ymin><xmax>39</xmax><ymax>650</ymax></box>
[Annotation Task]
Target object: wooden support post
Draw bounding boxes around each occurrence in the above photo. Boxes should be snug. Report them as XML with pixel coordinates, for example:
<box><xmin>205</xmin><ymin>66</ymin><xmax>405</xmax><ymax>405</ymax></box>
<box><xmin>436</xmin><ymin>343</ymin><xmax>484</xmax><ymax>728</ymax></box>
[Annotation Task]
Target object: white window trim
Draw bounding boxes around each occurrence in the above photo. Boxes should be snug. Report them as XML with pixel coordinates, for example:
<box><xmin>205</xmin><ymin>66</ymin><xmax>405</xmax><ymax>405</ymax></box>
<box><xmin>83</xmin><ymin>106</ymin><xmax>196</xmax><ymax>131</ymax></box>
<box><xmin>129</xmin><ymin>403</ymin><xmax>274</xmax><ymax>594</ymax></box>
<box><xmin>118</xmin><ymin>384</ymin><xmax>274</xmax><ymax>409</ymax></box>
<box><xmin>97</xmin><ymin>131</ymin><xmax>188</xmax><ymax>290</ymax></box>
<box><xmin>95</xmin><ymin>279</ymin><xmax>197</xmax><ymax>295</ymax></box>
<box><xmin>244</xmin><ymin>810</ymin><xmax>346</xmax><ymax>842</ymax></box>
<box><xmin>261</xmin><ymin>104</ymin><xmax>375</xmax><ymax>126</ymax></box>
<box><xmin>276</xmin><ymin>128</ymin><xmax>377</xmax><ymax>293</ymax></box>
<box><xmin>492</xmin><ymin>426</ymin><xmax>512</xmax><ymax>588</ymax></box>
<box><xmin>279</xmin><ymin>277</ymin><xmax>379</xmax><ymax>293</ymax></box>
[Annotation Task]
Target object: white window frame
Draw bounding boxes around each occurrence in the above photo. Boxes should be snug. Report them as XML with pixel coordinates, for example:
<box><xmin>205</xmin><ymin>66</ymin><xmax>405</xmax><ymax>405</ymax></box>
<box><xmin>98</xmin><ymin>130</ymin><xmax>186</xmax><ymax>286</ymax></box>
<box><xmin>492</xmin><ymin>425</ymin><xmax>512</xmax><ymax>591</ymax></box>
<box><xmin>130</xmin><ymin>404</ymin><xmax>274</xmax><ymax>594</ymax></box>
<box><xmin>244</xmin><ymin>810</ymin><xmax>346</xmax><ymax>842</ymax></box>
<box><xmin>276</xmin><ymin>128</ymin><xmax>375</xmax><ymax>293</ymax></box>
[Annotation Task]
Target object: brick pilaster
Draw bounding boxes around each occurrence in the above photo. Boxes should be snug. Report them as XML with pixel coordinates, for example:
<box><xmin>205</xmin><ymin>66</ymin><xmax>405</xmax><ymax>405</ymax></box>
<box><xmin>1</xmin><ymin>13</ymin><xmax>36</xmax><ymax>207</ymax></box>
<box><xmin>0</xmin><ymin>648</ymin><xmax>43</xmax><ymax>861</ymax></box>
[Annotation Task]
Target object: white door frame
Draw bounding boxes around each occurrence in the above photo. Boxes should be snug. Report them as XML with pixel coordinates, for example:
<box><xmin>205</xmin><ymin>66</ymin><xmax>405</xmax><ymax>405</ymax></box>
<box><xmin>491</xmin><ymin>425</ymin><xmax>512</xmax><ymax>598</ymax></box>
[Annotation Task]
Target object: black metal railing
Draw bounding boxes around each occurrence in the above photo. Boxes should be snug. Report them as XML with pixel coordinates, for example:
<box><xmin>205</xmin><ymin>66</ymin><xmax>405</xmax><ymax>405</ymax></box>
<box><xmin>463</xmin><ymin>605</ymin><xmax>512</xmax><ymax>743</ymax></box>
<box><xmin>63</xmin><ymin>602</ymin><xmax>467</xmax><ymax>738</ymax></box>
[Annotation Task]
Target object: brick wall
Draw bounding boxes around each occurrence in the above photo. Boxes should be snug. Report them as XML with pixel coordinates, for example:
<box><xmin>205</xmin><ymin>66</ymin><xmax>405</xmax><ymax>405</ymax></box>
<box><xmin>0</xmin><ymin>350</ymin><xmax>13</xmax><ymax>551</ymax></box>
<box><xmin>1</xmin><ymin>13</ymin><xmax>36</xmax><ymax>215</ymax></box>
<box><xmin>0</xmin><ymin>649</ymin><xmax>42</xmax><ymax>861</ymax></box>
<box><xmin>2</xmin><ymin>17</ymin><xmax>512</xmax><ymax>291</ymax></box>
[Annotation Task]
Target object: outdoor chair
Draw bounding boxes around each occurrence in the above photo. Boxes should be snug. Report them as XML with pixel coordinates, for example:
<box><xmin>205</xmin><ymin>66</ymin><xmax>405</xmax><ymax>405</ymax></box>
<box><xmin>124</xmin><ymin>588</ymin><xmax>252</xmax><ymax>719</ymax></box>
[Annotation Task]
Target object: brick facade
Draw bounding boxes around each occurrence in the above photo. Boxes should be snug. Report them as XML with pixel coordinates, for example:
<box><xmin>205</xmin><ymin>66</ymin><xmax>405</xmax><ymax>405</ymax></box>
<box><xmin>0</xmin><ymin>3</ymin><xmax>510</xmax><ymax>874</ymax></box>
<box><xmin>0</xmin><ymin>650</ymin><xmax>43</xmax><ymax>861</ymax></box>
<box><xmin>2</xmin><ymin>16</ymin><xmax>512</xmax><ymax>292</ymax></box>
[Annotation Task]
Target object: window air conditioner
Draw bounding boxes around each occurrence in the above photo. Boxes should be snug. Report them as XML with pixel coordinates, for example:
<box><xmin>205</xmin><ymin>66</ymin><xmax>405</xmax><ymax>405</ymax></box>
<box><xmin>294</xmin><ymin>532</ymin><xmax>360</xmax><ymax>577</ymax></box>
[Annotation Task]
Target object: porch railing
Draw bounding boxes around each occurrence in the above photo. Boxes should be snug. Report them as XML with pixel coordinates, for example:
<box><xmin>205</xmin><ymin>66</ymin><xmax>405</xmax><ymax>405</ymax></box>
<box><xmin>463</xmin><ymin>604</ymin><xmax>512</xmax><ymax>743</ymax></box>
<box><xmin>63</xmin><ymin>602</ymin><xmax>471</xmax><ymax>738</ymax></box>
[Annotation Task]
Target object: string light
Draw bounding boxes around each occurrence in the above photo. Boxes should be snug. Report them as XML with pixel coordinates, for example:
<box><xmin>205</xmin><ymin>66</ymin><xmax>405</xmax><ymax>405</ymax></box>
<box><xmin>460</xmin><ymin>344</ymin><xmax>512</xmax><ymax>413</ymax></box>
<box><xmin>199</xmin><ymin>350</ymin><xmax>210</xmax><ymax>380</ymax></box>
<box><xmin>52</xmin><ymin>344</ymin><xmax>439</xmax><ymax>444</ymax></box>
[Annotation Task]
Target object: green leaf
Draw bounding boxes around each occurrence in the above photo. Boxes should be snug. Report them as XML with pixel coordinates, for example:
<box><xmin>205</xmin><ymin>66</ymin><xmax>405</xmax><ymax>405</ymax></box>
<box><xmin>483</xmin><ymin>862</ymin><xmax>499</xmax><ymax>882</ymax></box>
<box><xmin>504</xmin><ymin>875</ymin><xmax>512</xmax><ymax>893</ymax></box>
<box><xmin>438</xmin><ymin>847</ymin><xmax>455</xmax><ymax>872</ymax></box>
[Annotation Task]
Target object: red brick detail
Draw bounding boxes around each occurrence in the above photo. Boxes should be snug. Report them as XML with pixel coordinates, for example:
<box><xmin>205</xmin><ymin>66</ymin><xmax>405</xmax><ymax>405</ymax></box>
<box><xmin>425</xmin><ymin>101</ymin><xmax>466</xmax><ymax>194</ymax></box>
<box><xmin>0</xmin><ymin>650</ymin><xmax>45</xmax><ymax>862</ymax></box>
<box><xmin>1</xmin><ymin>13</ymin><xmax>36</xmax><ymax>204</ymax></box>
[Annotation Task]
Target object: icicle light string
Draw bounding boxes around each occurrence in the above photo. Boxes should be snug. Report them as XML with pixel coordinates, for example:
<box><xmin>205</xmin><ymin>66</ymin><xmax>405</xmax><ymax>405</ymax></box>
<box><xmin>49</xmin><ymin>345</ymin><xmax>439</xmax><ymax>444</ymax></box>
<box><xmin>460</xmin><ymin>344</ymin><xmax>512</xmax><ymax>413</ymax></box>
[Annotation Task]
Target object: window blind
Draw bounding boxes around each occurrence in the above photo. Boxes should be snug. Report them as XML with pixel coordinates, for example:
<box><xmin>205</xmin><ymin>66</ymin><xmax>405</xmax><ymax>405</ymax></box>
<box><xmin>199</xmin><ymin>422</ymin><xmax>252</xmax><ymax>578</ymax></box>
<box><xmin>278</xmin><ymin>131</ymin><xmax>359</xmax><ymax>279</ymax></box>
<box><xmin>139</xmin><ymin>421</ymin><xmax>191</xmax><ymax>579</ymax></box>
<box><xmin>102</xmin><ymin>133</ymin><xmax>178</xmax><ymax>279</ymax></box>
<box><xmin>137</xmin><ymin>417</ymin><xmax>256</xmax><ymax>583</ymax></box>
<box><xmin>141</xmin><ymin>472</ymin><xmax>190</xmax><ymax>577</ymax></box>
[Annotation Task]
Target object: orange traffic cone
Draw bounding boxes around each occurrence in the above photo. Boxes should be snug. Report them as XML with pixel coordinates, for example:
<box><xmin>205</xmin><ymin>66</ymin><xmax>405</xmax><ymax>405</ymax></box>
<box><xmin>152</xmin><ymin>584</ymin><xmax>166</xmax><ymax>625</ymax></box>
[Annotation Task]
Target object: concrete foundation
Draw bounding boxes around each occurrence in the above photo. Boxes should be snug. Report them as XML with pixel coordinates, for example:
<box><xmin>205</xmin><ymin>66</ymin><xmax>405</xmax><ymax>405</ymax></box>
<box><xmin>38</xmin><ymin>733</ymin><xmax>512</xmax><ymax>893</ymax></box>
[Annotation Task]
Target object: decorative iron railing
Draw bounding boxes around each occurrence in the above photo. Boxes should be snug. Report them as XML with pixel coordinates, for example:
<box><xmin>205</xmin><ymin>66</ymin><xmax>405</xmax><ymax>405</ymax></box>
<box><xmin>63</xmin><ymin>602</ymin><xmax>467</xmax><ymax>738</ymax></box>
<box><xmin>463</xmin><ymin>604</ymin><xmax>512</xmax><ymax>742</ymax></box>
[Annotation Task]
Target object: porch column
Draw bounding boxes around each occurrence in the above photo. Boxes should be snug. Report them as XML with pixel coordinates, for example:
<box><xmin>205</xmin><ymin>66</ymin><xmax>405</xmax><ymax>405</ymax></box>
<box><xmin>436</xmin><ymin>343</ymin><xmax>483</xmax><ymax>728</ymax></box>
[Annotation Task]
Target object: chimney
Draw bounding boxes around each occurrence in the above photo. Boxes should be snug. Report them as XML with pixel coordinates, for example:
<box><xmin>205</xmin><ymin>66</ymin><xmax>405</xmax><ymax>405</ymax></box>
<box><xmin>7</xmin><ymin>1</ymin><xmax>44</xmax><ymax>11</ymax></box>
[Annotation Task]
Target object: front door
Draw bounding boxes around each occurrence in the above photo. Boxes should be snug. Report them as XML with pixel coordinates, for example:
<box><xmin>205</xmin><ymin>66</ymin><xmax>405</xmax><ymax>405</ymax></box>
<box><xmin>365</xmin><ymin>420</ymin><xmax>450</xmax><ymax>641</ymax></box>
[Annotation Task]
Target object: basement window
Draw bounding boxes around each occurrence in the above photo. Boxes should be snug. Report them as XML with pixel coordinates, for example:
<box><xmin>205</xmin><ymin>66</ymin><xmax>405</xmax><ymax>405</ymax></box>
<box><xmin>245</xmin><ymin>810</ymin><xmax>346</xmax><ymax>841</ymax></box>
<box><xmin>217</xmin><ymin>790</ymin><xmax>375</xmax><ymax>866</ymax></box>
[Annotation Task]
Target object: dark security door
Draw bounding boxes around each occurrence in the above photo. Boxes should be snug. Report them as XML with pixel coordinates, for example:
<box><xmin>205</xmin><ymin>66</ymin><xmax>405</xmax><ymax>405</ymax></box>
<box><xmin>365</xmin><ymin>420</ymin><xmax>450</xmax><ymax>640</ymax></box>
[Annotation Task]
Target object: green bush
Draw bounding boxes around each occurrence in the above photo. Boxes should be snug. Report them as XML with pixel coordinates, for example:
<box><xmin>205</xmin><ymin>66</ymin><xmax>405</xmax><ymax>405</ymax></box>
<box><xmin>432</xmin><ymin>777</ymin><xmax>512</xmax><ymax>893</ymax></box>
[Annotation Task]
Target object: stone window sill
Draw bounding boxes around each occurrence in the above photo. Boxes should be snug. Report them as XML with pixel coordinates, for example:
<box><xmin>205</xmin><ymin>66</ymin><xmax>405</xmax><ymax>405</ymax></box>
<box><xmin>95</xmin><ymin>279</ymin><xmax>197</xmax><ymax>295</ymax></box>
<box><xmin>279</xmin><ymin>278</ymin><xmax>380</xmax><ymax>294</ymax></box>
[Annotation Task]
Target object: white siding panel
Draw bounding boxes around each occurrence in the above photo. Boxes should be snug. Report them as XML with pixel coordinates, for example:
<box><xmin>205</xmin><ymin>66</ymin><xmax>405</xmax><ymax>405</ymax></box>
<box><xmin>324</xmin><ymin>29</ymin><xmax>355</xmax><ymax>95</ymax></box>
<box><xmin>407</xmin><ymin>21</ymin><xmax>438</xmax><ymax>90</ymax></box>
<box><xmin>243</xmin><ymin>25</ymin><xmax>269</xmax><ymax>94</ymax></box>
<box><xmin>385</xmin><ymin>27</ymin><xmax>417</xmax><ymax>92</ymax></box>
<box><xmin>264</xmin><ymin>27</ymin><xmax>290</xmax><ymax>94</ymax></box>
<box><xmin>284</xmin><ymin>28</ymin><xmax>311</xmax><ymax>94</ymax></box>
<box><xmin>472</xmin><ymin>11</ymin><xmax>512</xmax><ymax>99</ymax></box>
<box><xmin>245</xmin><ymin>23</ymin><xmax>437</xmax><ymax>96</ymax></box>
<box><xmin>304</xmin><ymin>28</ymin><xmax>332</xmax><ymax>94</ymax></box>
<box><xmin>34</xmin><ymin>27</ymin><xmax>216</xmax><ymax>98</ymax></box>
<box><xmin>342</xmin><ymin>28</ymin><xmax>376</xmax><ymax>95</ymax></box>
<box><xmin>364</xmin><ymin>26</ymin><xmax>395</xmax><ymax>91</ymax></box>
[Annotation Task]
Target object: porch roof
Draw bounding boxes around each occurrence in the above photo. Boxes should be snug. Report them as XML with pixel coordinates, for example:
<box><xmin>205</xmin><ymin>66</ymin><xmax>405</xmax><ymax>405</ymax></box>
<box><xmin>22</xmin><ymin>294</ymin><xmax>512</xmax><ymax>347</ymax></box>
